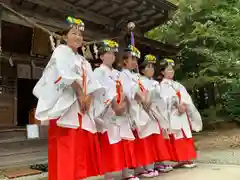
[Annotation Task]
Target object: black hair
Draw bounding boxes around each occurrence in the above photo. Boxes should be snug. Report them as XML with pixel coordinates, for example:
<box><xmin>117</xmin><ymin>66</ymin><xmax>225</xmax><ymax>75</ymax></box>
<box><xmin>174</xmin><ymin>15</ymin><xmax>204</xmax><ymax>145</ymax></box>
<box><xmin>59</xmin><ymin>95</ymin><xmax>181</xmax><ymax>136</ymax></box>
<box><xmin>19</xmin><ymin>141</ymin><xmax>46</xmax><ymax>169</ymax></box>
<box><xmin>98</xmin><ymin>47</ymin><xmax>108</xmax><ymax>59</ymax></box>
<box><xmin>139</xmin><ymin>61</ymin><xmax>147</xmax><ymax>75</ymax></box>
<box><xmin>118</xmin><ymin>51</ymin><xmax>132</xmax><ymax>68</ymax></box>
<box><xmin>57</xmin><ymin>27</ymin><xmax>72</xmax><ymax>45</ymax></box>
<box><xmin>139</xmin><ymin>66</ymin><xmax>145</xmax><ymax>75</ymax></box>
<box><xmin>159</xmin><ymin>59</ymin><xmax>170</xmax><ymax>72</ymax></box>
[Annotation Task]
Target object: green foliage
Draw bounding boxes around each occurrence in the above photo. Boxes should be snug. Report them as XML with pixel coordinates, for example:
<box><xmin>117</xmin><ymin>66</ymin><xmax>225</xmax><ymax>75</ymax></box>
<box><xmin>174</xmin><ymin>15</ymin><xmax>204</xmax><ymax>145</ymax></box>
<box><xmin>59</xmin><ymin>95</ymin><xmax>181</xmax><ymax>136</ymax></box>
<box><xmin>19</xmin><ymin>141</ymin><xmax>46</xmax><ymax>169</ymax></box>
<box><xmin>147</xmin><ymin>0</ymin><xmax>240</xmax><ymax>122</ymax></box>
<box><xmin>222</xmin><ymin>79</ymin><xmax>240</xmax><ymax>122</ymax></box>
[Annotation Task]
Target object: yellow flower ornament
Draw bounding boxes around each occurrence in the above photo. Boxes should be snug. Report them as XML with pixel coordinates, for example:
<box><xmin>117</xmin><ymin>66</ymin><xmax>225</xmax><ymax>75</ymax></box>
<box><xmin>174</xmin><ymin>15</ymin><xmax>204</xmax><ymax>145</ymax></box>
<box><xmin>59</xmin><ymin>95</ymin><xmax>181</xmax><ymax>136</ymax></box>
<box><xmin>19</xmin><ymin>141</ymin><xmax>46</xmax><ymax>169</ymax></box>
<box><xmin>144</xmin><ymin>54</ymin><xmax>157</xmax><ymax>64</ymax></box>
<box><xmin>128</xmin><ymin>45</ymin><xmax>141</xmax><ymax>59</ymax></box>
<box><xmin>165</xmin><ymin>58</ymin><xmax>175</xmax><ymax>66</ymax></box>
<box><xmin>102</xmin><ymin>40</ymin><xmax>119</xmax><ymax>52</ymax></box>
<box><xmin>66</xmin><ymin>16</ymin><xmax>85</xmax><ymax>31</ymax></box>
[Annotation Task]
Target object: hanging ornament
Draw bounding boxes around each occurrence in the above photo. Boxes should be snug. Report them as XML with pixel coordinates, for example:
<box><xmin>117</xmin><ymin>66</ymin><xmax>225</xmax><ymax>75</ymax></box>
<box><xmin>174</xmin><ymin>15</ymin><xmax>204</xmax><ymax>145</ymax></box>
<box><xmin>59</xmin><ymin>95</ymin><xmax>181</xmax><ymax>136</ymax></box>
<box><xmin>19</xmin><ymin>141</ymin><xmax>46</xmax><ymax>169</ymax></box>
<box><xmin>31</xmin><ymin>60</ymin><xmax>35</xmax><ymax>68</ymax></box>
<box><xmin>127</xmin><ymin>22</ymin><xmax>135</xmax><ymax>31</ymax></box>
<box><xmin>49</xmin><ymin>35</ymin><xmax>55</xmax><ymax>51</ymax></box>
<box><xmin>82</xmin><ymin>46</ymin><xmax>86</xmax><ymax>56</ymax></box>
<box><xmin>56</xmin><ymin>39</ymin><xmax>61</xmax><ymax>47</ymax></box>
<box><xmin>84</xmin><ymin>45</ymin><xmax>93</xmax><ymax>60</ymax></box>
<box><xmin>9</xmin><ymin>56</ymin><xmax>14</xmax><ymax>67</ymax></box>
<box><xmin>93</xmin><ymin>43</ymin><xmax>98</xmax><ymax>59</ymax></box>
<box><xmin>127</xmin><ymin>22</ymin><xmax>135</xmax><ymax>47</ymax></box>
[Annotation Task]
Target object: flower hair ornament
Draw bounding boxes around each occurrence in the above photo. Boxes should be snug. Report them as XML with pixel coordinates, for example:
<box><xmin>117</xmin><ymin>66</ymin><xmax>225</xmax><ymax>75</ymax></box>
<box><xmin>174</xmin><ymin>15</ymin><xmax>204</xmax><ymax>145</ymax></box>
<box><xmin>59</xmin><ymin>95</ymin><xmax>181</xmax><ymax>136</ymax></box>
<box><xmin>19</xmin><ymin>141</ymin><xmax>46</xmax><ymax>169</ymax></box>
<box><xmin>164</xmin><ymin>58</ymin><xmax>175</xmax><ymax>66</ymax></box>
<box><xmin>144</xmin><ymin>54</ymin><xmax>157</xmax><ymax>64</ymax></box>
<box><xmin>66</xmin><ymin>16</ymin><xmax>85</xmax><ymax>31</ymax></box>
<box><xmin>102</xmin><ymin>40</ymin><xmax>119</xmax><ymax>52</ymax></box>
<box><xmin>126</xmin><ymin>44</ymin><xmax>141</xmax><ymax>59</ymax></box>
<box><xmin>94</xmin><ymin>40</ymin><xmax>119</xmax><ymax>58</ymax></box>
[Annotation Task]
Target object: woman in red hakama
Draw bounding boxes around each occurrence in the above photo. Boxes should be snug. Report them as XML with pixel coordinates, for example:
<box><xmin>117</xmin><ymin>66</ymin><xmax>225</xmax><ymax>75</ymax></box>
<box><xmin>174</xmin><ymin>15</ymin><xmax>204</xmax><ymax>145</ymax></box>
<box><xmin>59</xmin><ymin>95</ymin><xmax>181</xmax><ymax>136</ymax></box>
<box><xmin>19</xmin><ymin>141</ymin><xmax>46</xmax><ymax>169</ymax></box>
<box><xmin>48</xmin><ymin>115</ymin><xmax>102</xmax><ymax>180</ymax></box>
<box><xmin>34</xmin><ymin>17</ymin><xmax>104</xmax><ymax>180</ymax></box>
<box><xmin>130</xmin><ymin>54</ymin><xmax>172</xmax><ymax>177</ymax></box>
<box><xmin>156</xmin><ymin>58</ymin><xmax>202</xmax><ymax>169</ymax></box>
<box><xmin>119</xmin><ymin>47</ymin><xmax>158</xmax><ymax>179</ymax></box>
<box><xmin>93</xmin><ymin>40</ymin><xmax>129</xmax><ymax>178</ymax></box>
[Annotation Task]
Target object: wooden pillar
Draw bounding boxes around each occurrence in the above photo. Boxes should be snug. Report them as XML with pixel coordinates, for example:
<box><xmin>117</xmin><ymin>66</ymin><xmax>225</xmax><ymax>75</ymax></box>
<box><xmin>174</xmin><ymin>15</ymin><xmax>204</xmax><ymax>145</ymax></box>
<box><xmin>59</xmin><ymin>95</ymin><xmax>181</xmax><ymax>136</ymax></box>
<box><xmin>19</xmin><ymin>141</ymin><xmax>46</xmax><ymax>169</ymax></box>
<box><xmin>0</xmin><ymin>5</ymin><xmax>2</xmax><ymax>77</ymax></box>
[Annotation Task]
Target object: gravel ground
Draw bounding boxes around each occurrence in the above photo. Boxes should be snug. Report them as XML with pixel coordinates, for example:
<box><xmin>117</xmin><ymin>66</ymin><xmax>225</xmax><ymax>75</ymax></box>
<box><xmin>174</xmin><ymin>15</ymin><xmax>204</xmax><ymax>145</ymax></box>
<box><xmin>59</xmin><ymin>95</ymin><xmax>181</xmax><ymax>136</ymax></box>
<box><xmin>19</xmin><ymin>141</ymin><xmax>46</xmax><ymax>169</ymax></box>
<box><xmin>194</xmin><ymin>128</ymin><xmax>240</xmax><ymax>151</ymax></box>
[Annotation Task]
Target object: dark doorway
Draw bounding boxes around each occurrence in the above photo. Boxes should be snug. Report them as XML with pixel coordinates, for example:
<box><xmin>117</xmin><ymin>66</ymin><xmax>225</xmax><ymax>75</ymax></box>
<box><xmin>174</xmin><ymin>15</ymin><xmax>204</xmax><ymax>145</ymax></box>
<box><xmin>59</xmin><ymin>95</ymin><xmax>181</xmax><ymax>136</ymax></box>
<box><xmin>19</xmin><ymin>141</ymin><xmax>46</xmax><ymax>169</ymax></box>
<box><xmin>17</xmin><ymin>78</ymin><xmax>38</xmax><ymax>126</ymax></box>
<box><xmin>2</xmin><ymin>21</ymin><xmax>33</xmax><ymax>55</ymax></box>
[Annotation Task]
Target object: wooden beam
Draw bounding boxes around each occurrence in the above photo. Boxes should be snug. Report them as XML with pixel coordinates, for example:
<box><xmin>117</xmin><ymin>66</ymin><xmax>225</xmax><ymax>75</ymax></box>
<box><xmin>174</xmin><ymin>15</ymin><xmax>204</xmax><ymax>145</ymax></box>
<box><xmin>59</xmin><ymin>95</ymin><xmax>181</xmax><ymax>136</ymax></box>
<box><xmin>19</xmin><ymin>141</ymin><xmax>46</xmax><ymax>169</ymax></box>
<box><xmin>136</xmin><ymin>36</ymin><xmax>178</xmax><ymax>54</ymax></box>
<box><xmin>1</xmin><ymin>3</ymin><xmax>112</xmax><ymax>40</ymax></box>
<box><xmin>142</xmin><ymin>11</ymin><xmax>169</xmax><ymax>32</ymax></box>
<box><xmin>134</xmin><ymin>0</ymin><xmax>177</xmax><ymax>11</ymax></box>
<box><xmin>24</xmin><ymin>0</ymin><xmax>115</xmax><ymax>26</ymax></box>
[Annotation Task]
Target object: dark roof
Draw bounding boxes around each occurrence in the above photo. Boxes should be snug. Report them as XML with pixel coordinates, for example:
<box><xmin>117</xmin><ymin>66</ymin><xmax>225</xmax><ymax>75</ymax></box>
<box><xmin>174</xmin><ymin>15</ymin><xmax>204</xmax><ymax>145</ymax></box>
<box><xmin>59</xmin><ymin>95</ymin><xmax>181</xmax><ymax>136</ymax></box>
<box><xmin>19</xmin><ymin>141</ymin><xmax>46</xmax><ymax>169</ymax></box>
<box><xmin>12</xmin><ymin>0</ymin><xmax>177</xmax><ymax>35</ymax></box>
<box><xmin>4</xmin><ymin>0</ymin><xmax>177</xmax><ymax>54</ymax></box>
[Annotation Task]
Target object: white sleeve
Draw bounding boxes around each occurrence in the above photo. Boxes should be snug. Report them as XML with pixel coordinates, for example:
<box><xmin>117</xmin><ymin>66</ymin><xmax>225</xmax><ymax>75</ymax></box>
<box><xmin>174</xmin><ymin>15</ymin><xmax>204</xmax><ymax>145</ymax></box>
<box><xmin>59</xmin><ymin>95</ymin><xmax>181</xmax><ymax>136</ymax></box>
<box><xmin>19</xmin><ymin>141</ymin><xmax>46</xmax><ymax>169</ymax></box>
<box><xmin>54</xmin><ymin>45</ymin><xmax>82</xmax><ymax>87</ymax></box>
<box><xmin>83</xmin><ymin>61</ymin><xmax>104</xmax><ymax>95</ymax></box>
<box><xmin>178</xmin><ymin>83</ymin><xmax>203</xmax><ymax>132</ymax></box>
<box><xmin>150</xmin><ymin>81</ymin><xmax>164</xmax><ymax>102</ymax></box>
<box><xmin>93</xmin><ymin>68</ymin><xmax>115</xmax><ymax>100</ymax></box>
<box><xmin>119</xmin><ymin>72</ymin><xmax>139</xmax><ymax>100</ymax></box>
<box><xmin>178</xmin><ymin>83</ymin><xmax>193</xmax><ymax>105</ymax></box>
<box><xmin>93</xmin><ymin>68</ymin><xmax>106</xmax><ymax>85</ymax></box>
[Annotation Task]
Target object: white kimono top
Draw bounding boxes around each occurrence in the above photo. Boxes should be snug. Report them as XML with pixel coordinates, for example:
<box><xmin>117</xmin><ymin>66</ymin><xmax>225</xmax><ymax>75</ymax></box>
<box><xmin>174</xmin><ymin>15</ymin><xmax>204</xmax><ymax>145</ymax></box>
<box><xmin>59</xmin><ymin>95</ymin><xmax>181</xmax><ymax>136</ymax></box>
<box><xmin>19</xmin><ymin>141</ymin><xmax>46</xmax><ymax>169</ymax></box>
<box><xmin>119</xmin><ymin>69</ymin><xmax>158</xmax><ymax>138</ymax></box>
<box><xmin>93</xmin><ymin>65</ymin><xmax>134</xmax><ymax>144</ymax></box>
<box><xmin>140</xmin><ymin>76</ymin><xmax>169</xmax><ymax>130</ymax></box>
<box><xmin>33</xmin><ymin>45</ymin><xmax>105</xmax><ymax>133</ymax></box>
<box><xmin>160</xmin><ymin>78</ymin><xmax>203</xmax><ymax>138</ymax></box>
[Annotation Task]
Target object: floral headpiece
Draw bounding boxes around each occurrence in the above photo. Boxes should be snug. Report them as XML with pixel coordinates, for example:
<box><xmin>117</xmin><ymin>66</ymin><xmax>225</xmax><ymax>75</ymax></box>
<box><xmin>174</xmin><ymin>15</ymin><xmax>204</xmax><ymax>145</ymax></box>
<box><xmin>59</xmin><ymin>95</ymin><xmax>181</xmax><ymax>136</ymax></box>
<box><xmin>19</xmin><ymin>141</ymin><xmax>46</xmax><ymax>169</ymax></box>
<box><xmin>101</xmin><ymin>40</ymin><xmax>119</xmax><ymax>52</ymax></box>
<box><xmin>125</xmin><ymin>45</ymin><xmax>141</xmax><ymax>59</ymax></box>
<box><xmin>165</xmin><ymin>58</ymin><xmax>175</xmax><ymax>66</ymax></box>
<box><xmin>93</xmin><ymin>40</ymin><xmax>119</xmax><ymax>58</ymax></box>
<box><xmin>160</xmin><ymin>58</ymin><xmax>175</xmax><ymax>67</ymax></box>
<box><xmin>144</xmin><ymin>54</ymin><xmax>157</xmax><ymax>64</ymax></box>
<box><xmin>66</xmin><ymin>16</ymin><xmax>85</xmax><ymax>31</ymax></box>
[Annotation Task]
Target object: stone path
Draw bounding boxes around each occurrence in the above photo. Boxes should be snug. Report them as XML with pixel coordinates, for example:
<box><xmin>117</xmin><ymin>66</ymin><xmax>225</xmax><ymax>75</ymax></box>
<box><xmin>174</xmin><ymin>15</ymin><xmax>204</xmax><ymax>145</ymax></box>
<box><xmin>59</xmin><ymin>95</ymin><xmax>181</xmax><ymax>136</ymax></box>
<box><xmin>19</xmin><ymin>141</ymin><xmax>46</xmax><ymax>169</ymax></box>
<box><xmin>197</xmin><ymin>149</ymin><xmax>240</xmax><ymax>165</ymax></box>
<box><xmin>3</xmin><ymin>129</ymin><xmax>240</xmax><ymax>179</ymax></box>
<box><xmin>31</xmin><ymin>148</ymin><xmax>240</xmax><ymax>180</ymax></box>
<box><xmin>36</xmin><ymin>163</ymin><xmax>240</xmax><ymax>180</ymax></box>
<box><xmin>152</xmin><ymin>163</ymin><xmax>240</xmax><ymax>180</ymax></box>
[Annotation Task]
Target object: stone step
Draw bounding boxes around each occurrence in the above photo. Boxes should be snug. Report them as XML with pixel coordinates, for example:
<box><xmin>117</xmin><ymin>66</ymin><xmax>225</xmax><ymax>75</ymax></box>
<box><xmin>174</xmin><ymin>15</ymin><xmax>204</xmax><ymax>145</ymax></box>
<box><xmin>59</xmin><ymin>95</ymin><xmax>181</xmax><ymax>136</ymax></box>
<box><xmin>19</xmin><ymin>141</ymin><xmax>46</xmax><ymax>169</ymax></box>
<box><xmin>0</xmin><ymin>151</ymin><xmax>48</xmax><ymax>169</ymax></box>
<box><xmin>0</xmin><ymin>128</ymin><xmax>48</xmax><ymax>169</ymax></box>
<box><xmin>0</xmin><ymin>139</ymin><xmax>47</xmax><ymax>157</ymax></box>
<box><xmin>0</xmin><ymin>126</ymin><xmax>48</xmax><ymax>144</ymax></box>
<box><xmin>0</xmin><ymin>129</ymin><xmax>27</xmax><ymax>144</ymax></box>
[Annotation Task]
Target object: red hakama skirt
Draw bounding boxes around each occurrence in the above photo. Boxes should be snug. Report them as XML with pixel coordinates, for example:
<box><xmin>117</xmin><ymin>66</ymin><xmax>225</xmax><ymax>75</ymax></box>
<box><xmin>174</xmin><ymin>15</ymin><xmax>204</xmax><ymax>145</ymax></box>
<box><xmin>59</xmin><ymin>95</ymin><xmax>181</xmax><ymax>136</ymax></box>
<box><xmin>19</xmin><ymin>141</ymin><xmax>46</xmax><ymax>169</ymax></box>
<box><xmin>151</xmin><ymin>133</ymin><xmax>172</xmax><ymax>162</ymax></box>
<box><xmin>132</xmin><ymin>130</ymin><xmax>156</xmax><ymax>167</ymax></box>
<box><xmin>99</xmin><ymin>132</ymin><xmax>126</xmax><ymax>173</ymax></box>
<box><xmin>48</xmin><ymin>114</ymin><xmax>103</xmax><ymax>180</ymax></box>
<box><xmin>167</xmin><ymin>131</ymin><xmax>197</xmax><ymax>162</ymax></box>
<box><xmin>168</xmin><ymin>91</ymin><xmax>197</xmax><ymax>162</ymax></box>
<box><xmin>100</xmin><ymin>130</ymin><xmax>155</xmax><ymax>170</ymax></box>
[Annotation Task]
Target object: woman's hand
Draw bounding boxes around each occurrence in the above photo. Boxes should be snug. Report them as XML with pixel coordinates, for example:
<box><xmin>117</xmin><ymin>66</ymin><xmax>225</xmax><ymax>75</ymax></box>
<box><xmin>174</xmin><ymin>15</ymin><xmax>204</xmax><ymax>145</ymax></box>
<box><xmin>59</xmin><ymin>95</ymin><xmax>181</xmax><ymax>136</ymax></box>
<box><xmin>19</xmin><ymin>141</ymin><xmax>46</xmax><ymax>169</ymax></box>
<box><xmin>136</xmin><ymin>91</ymin><xmax>151</xmax><ymax>111</ymax></box>
<box><xmin>77</xmin><ymin>94</ymin><xmax>92</xmax><ymax>114</ymax></box>
<box><xmin>77</xmin><ymin>94</ymin><xmax>87</xmax><ymax>114</ymax></box>
<box><xmin>112</xmin><ymin>98</ymin><xmax>127</xmax><ymax>116</ymax></box>
<box><xmin>135</xmin><ymin>91</ymin><xmax>145</xmax><ymax>103</ymax></box>
<box><xmin>85</xmin><ymin>94</ymin><xmax>92</xmax><ymax>112</ymax></box>
<box><xmin>177</xmin><ymin>103</ymin><xmax>187</xmax><ymax>114</ymax></box>
<box><xmin>143</xmin><ymin>92</ymin><xmax>152</xmax><ymax>109</ymax></box>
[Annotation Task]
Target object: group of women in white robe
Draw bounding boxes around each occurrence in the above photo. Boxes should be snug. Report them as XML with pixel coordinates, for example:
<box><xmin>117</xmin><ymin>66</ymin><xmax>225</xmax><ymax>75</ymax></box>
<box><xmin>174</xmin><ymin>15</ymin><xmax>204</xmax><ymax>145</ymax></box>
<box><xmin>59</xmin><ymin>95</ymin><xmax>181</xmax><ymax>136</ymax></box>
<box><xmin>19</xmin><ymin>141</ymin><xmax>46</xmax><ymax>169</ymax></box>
<box><xmin>33</xmin><ymin>17</ymin><xmax>202</xmax><ymax>180</ymax></box>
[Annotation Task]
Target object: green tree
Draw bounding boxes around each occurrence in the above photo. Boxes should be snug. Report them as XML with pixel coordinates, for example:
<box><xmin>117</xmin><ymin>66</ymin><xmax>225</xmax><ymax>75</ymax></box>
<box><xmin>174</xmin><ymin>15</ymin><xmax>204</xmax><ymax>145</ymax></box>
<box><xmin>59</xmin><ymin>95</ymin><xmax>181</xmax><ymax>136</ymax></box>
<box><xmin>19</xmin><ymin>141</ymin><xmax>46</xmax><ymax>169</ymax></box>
<box><xmin>147</xmin><ymin>0</ymin><xmax>240</xmax><ymax>122</ymax></box>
